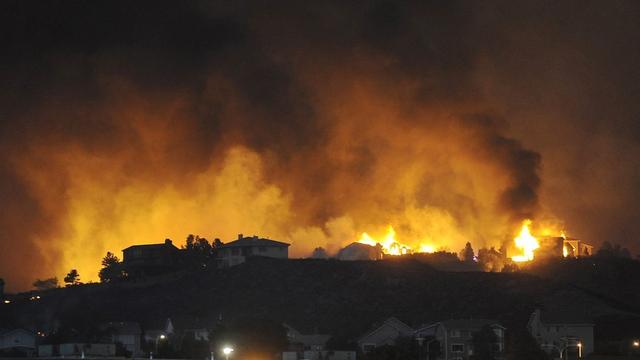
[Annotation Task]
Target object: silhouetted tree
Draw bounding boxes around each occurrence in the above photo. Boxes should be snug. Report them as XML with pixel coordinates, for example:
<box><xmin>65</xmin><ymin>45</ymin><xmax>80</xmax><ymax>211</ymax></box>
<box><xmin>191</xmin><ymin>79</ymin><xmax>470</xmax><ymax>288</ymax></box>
<box><xmin>597</xmin><ymin>241</ymin><xmax>631</xmax><ymax>258</ymax></box>
<box><xmin>183</xmin><ymin>234</ymin><xmax>214</xmax><ymax>268</ymax></box>
<box><xmin>99</xmin><ymin>252</ymin><xmax>125</xmax><ymax>283</ymax></box>
<box><xmin>460</xmin><ymin>242</ymin><xmax>475</xmax><ymax>262</ymax></box>
<box><xmin>311</xmin><ymin>247</ymin><xmax>329</xmax><ymax>259</ymax></box>
<box><xmin>33</xmin><ymin>277</ymin><xmax>58</xmax><ymax>290</ymax></box>
<box><xmin>64</xmin><ymin>269</ymin><xmax>80</xmax><ymax>286</ymax></box>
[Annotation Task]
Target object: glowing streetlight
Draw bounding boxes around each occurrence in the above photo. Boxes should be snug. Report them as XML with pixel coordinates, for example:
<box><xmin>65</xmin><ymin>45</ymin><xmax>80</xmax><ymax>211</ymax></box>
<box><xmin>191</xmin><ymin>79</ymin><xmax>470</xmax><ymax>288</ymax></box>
<box><xmin>222</xmin><ymin>347</ymin><xmax>234</xmax><ymax>360</ymax></box>
<box><xmin>154</xmin><ymin>334</ymin><xmax>166</xmax><ymax>357</ymax></box>
<box><xmin>577</xmin><ymin>342</ymin><xmax>582</xmax><ymax>358</ymax></box>
<box><xmin>633</xmin><ymin>340</ymin><xmax>640</xmax><ymax>347</ymax></box>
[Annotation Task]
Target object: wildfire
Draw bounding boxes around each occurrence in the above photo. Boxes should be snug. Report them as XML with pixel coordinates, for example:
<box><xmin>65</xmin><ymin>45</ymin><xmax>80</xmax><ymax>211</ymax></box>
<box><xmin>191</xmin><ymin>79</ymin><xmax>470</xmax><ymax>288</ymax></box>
<box><xmin>511</xmin><ymin>219</ymin><xmax>539</xmax><ymax>262</ymax></box>
<box><xmin>357</xmin><ymin>225</ymin><xmax>435</xmax><ymax>256</ymax></box>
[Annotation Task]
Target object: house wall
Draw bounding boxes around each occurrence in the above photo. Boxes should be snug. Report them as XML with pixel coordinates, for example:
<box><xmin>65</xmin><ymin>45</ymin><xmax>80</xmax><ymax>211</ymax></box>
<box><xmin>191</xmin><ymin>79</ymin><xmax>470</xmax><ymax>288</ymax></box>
<box><xmin>113</xmin><ymin>334</ymin><xmax>141</xmax><ymax>355</ymax></box>
<box><xmin>436</xmin><ymin>325</ymin><xmax>505</xmax><ymax>360</ymax></box>
<box><xmin>283</xmin><ymin>351</ymin><xmax>356</xmax><ymax>360</ymax></box>
<box><xmin>0</xmin><ymin>330</ymin><xmax>35</xmax><ymax>350</ymax></box>
<box><xmin>219</xmin><ymin>246</ymin><xmax>288</xmax><ymax>266</ymax></box>
<box><xmin>529</xmin><ymin>314</ymin><xmax>594</xmax><ymax>358</ymax></box>
<box><xmin>59</xmin><ymin>343</ymin><xmax>116</xmax><ymax>356</ymax></box>
<box><xmin>358</xmin><ymin>323</ymin><xmax>412</xmax><ymax>352</ymax></box>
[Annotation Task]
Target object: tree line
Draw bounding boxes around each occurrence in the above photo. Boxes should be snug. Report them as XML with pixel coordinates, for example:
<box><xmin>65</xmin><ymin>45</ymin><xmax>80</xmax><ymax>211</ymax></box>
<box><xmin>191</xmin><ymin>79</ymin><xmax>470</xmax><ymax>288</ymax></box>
<box><xmin>30</xmin><ymin>234</ymin><xmax>222</xmax><ymax>290</ymax></box>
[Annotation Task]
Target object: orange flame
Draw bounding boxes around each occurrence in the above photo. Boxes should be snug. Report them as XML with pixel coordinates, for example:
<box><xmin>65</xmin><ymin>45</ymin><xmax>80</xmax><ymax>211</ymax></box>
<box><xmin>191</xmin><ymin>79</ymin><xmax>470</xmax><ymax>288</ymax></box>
<box><xmin>511</xmin><ymin>219</ymin><xmax>539</xmax><ymax>262</ymax></box>
<box><xmin>357</xmin><ymin>225</ymin><xmax>435</xmax><ymax>255</ymax></box>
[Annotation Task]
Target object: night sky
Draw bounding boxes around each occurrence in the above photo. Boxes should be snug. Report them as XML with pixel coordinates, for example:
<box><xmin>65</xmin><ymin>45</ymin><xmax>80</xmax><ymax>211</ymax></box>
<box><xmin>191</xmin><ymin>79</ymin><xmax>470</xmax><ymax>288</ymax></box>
<box><xmin>1</xmin><ymin>0</ymin><xmax>639</xmax><ymax>290</ymax></box>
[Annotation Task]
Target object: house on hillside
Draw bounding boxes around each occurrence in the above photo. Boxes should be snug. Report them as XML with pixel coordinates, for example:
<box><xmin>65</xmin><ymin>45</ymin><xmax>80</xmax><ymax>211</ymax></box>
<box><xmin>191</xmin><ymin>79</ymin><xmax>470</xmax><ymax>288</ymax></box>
<box><xmin>336</xmin><ymin>242</ymin><xmax>383</xmax><ymax>261</ymax></box>
<box><xmin>122</xmin><ymin>239</ymin><xmax>183</xmax><ymax>277</ymax></box>
<box><xmin>0</xmin><ymin>328</ymin><xmax>36</xmax><ymax>357</ymax></box>
<box><xmin>528</xmin><ymin>308</ymin><xmax>594</xmax><ymax>359</ymax></box>
<box><xmin>217</xmin><ymin>234</ymin><xmax>289</xmax><ymax>267</ymax></box>
<box><xmin>415</xmin><ymin>319</ymin><xmax>505</xmax><ymax>360</ymax></box>
<box><xmin>357</xmin><ymin>317</ymin><xmax>414</xmax><ymax>353</ymax></box>
<box><xmin>537</xmin><ymin>237</ymin><xmax>594</xmax><ymax>259</ymax></box>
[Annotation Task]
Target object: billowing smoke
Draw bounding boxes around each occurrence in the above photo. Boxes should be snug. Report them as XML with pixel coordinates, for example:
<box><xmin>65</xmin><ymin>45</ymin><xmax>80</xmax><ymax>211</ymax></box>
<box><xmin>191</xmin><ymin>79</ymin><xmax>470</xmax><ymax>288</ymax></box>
<box><xmin>1</xmin><ymin>1</ymin><xmax>638</xmax><ymax>290</ymax></box>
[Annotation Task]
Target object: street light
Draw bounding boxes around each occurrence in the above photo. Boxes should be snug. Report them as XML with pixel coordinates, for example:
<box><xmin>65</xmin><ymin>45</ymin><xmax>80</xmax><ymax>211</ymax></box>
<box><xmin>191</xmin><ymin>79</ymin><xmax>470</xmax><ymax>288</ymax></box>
<box><xmin>633</xmin><ymin>340</ymin><xmax>639</xmax><ymax>347</ymax></box>
<box><xmin>222</xmin><ymin>346</ymin><xmax>234</xmax><ymax>360</ymax></box>
<box><xmin>577</xmin><ymin>342</ymin><xmax>582</xmax><ymax>358</ymax></box>
<box><xmin>154</xmin><ymin>334</ymin><xmax>166</xmax><ymax>357</ymax></box>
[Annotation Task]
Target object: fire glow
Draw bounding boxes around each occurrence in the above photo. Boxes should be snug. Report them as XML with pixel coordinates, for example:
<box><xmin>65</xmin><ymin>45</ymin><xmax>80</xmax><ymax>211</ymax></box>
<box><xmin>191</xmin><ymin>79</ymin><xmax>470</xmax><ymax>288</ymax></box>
<box><xmin>357</xmin><ymin>225</ymin><xmax>435</xmax><ymax>256</ymax></box>
<box><xmin>511</xmin><ymin>220</ymin><xmax>540</xmax><ymax>262</ymax></box>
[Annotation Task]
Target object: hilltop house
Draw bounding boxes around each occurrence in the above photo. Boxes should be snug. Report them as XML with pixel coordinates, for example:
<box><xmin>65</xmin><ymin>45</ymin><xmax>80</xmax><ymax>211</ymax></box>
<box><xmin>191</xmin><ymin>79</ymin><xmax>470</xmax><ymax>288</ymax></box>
<box><xmin>528</xmin><ymin>309</ymin><xmax>594</xmax><ymax>359</ymax></box>
<box><xmin>122</xmin><ymin>239</ymin><xmax>182</xmax><ymax>277</ymax></box>
<box><xmin>537</xmin><ymin>237</ymin><xmax>594</xmax><ymax>259</ymax></box>
<box><xmin>415</xmin><ymin>319</ymin><xmax>505</xmax><ymax>360</ymax></box>
<box><xmin>217</xmin><ymin>234</ymin><xmax>289</xmax><ymax>267</ymax></box>
<box><xmin>358</xmin><ymin>317</ymin><xmax>414</xmax><ymax>353</ymax></box>
<box><xmin>336</xmin><ymin>242</ymin><xmax>384</xmax><ymax>261</ymax></box>
<box><xmin>562</xmin><ymin>238</ymin><xmax>594</xmax><ymax>258</ymax></box>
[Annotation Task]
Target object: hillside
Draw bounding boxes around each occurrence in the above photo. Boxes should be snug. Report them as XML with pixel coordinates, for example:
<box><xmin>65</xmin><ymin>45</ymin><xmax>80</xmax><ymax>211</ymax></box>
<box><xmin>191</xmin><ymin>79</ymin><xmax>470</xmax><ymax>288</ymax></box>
<box><xmin>2</xmin><ymin>257</ymin><xmax>639</xmax><ymax>355</ymax></box>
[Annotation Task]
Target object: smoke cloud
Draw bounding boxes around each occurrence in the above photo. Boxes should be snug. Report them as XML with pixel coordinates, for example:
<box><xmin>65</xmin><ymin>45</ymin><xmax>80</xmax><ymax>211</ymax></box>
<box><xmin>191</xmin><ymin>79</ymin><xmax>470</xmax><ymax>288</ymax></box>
<box><xmin>1</xmin><ymin>0</ymin><xmax>638</xmax><ymax>290</ymax></box>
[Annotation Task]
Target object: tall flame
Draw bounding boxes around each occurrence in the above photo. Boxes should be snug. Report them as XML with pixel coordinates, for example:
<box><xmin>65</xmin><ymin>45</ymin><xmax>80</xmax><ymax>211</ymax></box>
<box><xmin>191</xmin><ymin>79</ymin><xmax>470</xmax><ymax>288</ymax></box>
<box><xmin>511</xmin><ymin>219</ymin><xmax>539</xmax><ymax>262</ymax></box>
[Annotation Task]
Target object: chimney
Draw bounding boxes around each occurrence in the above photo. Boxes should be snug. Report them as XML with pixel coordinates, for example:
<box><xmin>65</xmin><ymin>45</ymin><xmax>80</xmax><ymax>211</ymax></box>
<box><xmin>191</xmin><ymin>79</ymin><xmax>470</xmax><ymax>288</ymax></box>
<box><xmin>238</xmin><ymin>234</ymin><xmax>243</xmax><ymax>240</ymax></box>
<box><xmin>165</xmin><ymin>239</ymin><xmax>172</xmax><ymax>245</ymax></box>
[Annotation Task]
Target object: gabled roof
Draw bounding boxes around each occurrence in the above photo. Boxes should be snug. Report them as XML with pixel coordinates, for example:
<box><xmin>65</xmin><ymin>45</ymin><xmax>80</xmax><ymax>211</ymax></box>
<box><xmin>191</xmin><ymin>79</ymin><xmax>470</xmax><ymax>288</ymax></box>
<box><xmin>284</xmin><ymin>323</ymin><xmax>331</xmax><ymax>346</ymax></box>
<box><xmin>439</xmin><ymin>319</ymin><xmax>504</xmax><ymax>330</ymax></box>
<box><xmin>122</xmin><ymin>240</ymin><xmax>179</xmax><ymax>252</ymax></box>
<box><xmin>0</xmin><ymin>328</ymin><xmax>35</xmax><ymax>338</ymax></box>
<box><xmin>220</xmin><ymin>236</ymin><xmax>290</xmax><ymax>248</ymax></box>
<box><xmin>358</xmin><ymin>317</ymin><xmax>414</xmax><ymax>343</ymax></box>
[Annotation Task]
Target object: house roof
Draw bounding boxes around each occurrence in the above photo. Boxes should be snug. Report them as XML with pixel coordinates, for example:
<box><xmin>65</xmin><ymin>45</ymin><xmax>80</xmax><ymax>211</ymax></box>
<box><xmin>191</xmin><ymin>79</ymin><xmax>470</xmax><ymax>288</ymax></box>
<box><xmin>220</xmin><ymin>236</ymin><xmax>290</xmax><ymax>249</ymax></box>
<box><xmin>358</xmin><ymin>317</ymin><xmax>414</xmax><ymax>343</ymax></box>
<box><xmin>439</xmin><ymin>319</ymin><xmax>504</xmax><ymax>330</ymax></box>
<box><xmin>122</xmin><ymin>239</ymin><xmax>179</xmax><ymax>252</ymax></box>
<box><xmin>0</xmin><ymin>328</ymin><xmax>35</xmax><ymax>338</ymax></box>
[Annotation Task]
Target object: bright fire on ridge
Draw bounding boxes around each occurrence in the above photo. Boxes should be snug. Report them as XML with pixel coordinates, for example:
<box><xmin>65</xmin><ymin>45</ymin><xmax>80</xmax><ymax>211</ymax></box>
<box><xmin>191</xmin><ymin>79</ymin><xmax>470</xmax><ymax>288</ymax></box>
<box><xmin>511</xmin><ymin>219</ymin><xmax>540</xmax><ymax>262</ymax></box>
<box><xmin>357</xmin><ymin>225</ymin><xmax>435</xmax><ymax>255</ymax></box>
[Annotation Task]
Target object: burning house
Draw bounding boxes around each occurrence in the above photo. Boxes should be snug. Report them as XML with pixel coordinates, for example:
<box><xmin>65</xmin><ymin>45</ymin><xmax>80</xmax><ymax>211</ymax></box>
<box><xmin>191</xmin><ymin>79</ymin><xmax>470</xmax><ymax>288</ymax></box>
<box><xmin>510</xmin><ymin>220</ymin><xmax>594</xmax><ymax>263</ymax></box>
<box><xmin>534</xmin><ymin>237</ymin><xmax>594</xmax><ymax>260</ymax></box>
